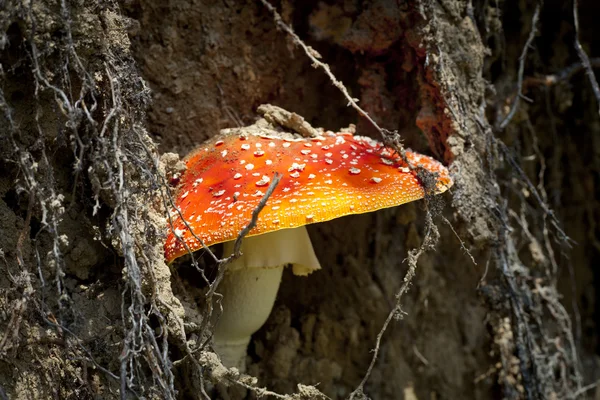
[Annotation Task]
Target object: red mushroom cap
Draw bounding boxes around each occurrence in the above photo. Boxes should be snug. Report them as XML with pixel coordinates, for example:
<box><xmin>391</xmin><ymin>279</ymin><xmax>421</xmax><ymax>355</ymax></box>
<box><xmin>164</xmin><ymin>131</ymin><xmax>453</xmax><ymax>263</ymax></box>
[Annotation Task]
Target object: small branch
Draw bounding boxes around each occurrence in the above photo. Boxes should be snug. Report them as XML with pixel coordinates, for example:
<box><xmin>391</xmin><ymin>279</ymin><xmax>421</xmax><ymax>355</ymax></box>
<box><xmin>442</xmin><ymin>216</ymin><xmax>477</xmax><ymax>266</ymax></box>
<box><xmin>211</xmin><ymin>172</ymin><xmax>282</xmax><ymax>292</ymax></box>
<box><xmin>574</xmin><ymin>378</ymin><xmax>600</xmax><ymax>397</ymax></box>
<box><xmin>498</xmin><ymin>3</ymin><xmax>541</xmax><ymax>130</ymax></box>
<box><xmin>233</xmin><ymin>173</ymin><xmax>282</xmax><ymax>257</ymax></box>
<box><xmin>257</xmin><ymin>0</ymin><xmax>404</xmax><ymax>153</ymax></box>
<box><xmin>523</xmin><ymin>58</ymin><xmax>600</xmax><ymax>88</ymax></box>
<box><xmin>573</xmin><ymin>0</ymin><xmax>600</xmax><ymax>116</ymax></box>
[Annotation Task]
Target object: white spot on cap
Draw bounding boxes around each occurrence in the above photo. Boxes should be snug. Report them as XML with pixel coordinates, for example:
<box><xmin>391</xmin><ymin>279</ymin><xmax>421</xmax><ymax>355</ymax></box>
<box><xmin>301</xmin><ymin>149</ymin><xmax>311</xmax><ymax>155</ymax></box>
<box><xmin>245</xmin><ymin>163</ymin><xmax>254</xmax><ymax>171</ymax></box>
<box><xmin>181</xmin><ymin>191</ymin><xmax>190</xmax><ymax>199</ymax></box>
<box><xmin>254</xmin><ymin>150</ymin><xmax>265</xmax><ymax>156</ymax></box>
<box><xmin>288</xmin><ymin>163</ymin><xmax>306</xmax><ymax>172</ymax></box>
<box><xmin>256</xmin><ymin>175</ymin><xmax>270</xmax><ymax>186</ymax></box>
<box><xmin>269</xmin><ymin>142</ymin><xmax>276</xmax><ymax>147</ymax></box>
<box><xmin>215</xmin><ymin>140</ymin><xmax>224</xmax><ymax>146</ymax></box>
<box><xmin>213</xmin><ymin>190</ymin><xmax>225</xmax><ymax>197</ymax></box>
<box><xmin>381</xmin><ymin>157</ymin><xmax>394</xmax><ymax>165</ymax></box>
<box><xmin>306</xmin><ymin>215</ymin><xmax>314</xmax><ymax>220</ymax></box>
<box><xmin>256</xmin><ymin>143</ymin><xmax>262</xmax><ymax>148</ymax></box>
<box><xmin>192</xmin><ymin>178</ymin><xmax>203</xmax><ymax>187</ymax></box>
<box><xmin>399</xmin><ymin>167</ymin><xmax>410</xmax><ymax>173</ymax></box>
<box><xmin>325</xmin><ymin>159</ymin><xmax>333</xmax><ymax>165</ymax></box>
<box><xmin>221</xmin><ymin>150</ymin><xmax>228</xmax><ymax>157</ymax></box>
<box><xmin>349</xmin><ymin>167</ymin><xmax>361</xmax><ymax>175</ymax></box>
<box><xmin>253</xmin><ymin>190</ymin><xmax>264</xmax><ymax>196</ymax></box>
<box><xmin>290</xmin><ymin>171</ymin><xmax>300</xmax><ymax>178</ymax></box>
<box><xmin>233</xmin><ymin>173</ymin><xmax>242</xmax><ymax>179</ymax></box>
<box><xmin>174</xmin><ymin>228</ymin><xmax>185</xmax><ymax>236</ymax></box>
<box><xmin>240</xmin><ymin>160</ymin><xmax>246</xmax><ymax>165</ymax></box>
<box><xmin>324</xmin><ymin>179</ymin><xmax>332</xmax><ymax>184</ymax></box>
<box><xmin>350</xmin><ymin>205</ymin><xmax>355</xmax><ymax>211</ymax></box>
<box><xmin>266</xmin><ymin>159</ymin><xmax>273</xmax><ymax>165</ymax></box>
<box><xmin>241</xmin><ymin>144</ymin><xmax>251</xmax><ymax>150</ymax></box>
<box><xmin>283</xmin><ymin>142</ymin><xmax>291</xmax><ymax>148</ymax></box>
<box><xmin>308</xmin><ymin>174</ymin><xmax>316</xmax><ymax>179</ymax></box>
<box><xmin>371</xmin><ymin>177</ymin><xmax>382</xmax><ymax>183</ymax></box>
<box><xmin>273</xmin><ymin>219</ymin><xmax>280</xmax><ymax>225</ymax></box>
<box><xmin>283</xmin><ymin>187</ymin><xmax>291</xmax><ymax>192</ymax></box>
<box><xmin>272</xmin><ymin>206</ymin><xmax>280</xmax><ymax>210</ymax></box>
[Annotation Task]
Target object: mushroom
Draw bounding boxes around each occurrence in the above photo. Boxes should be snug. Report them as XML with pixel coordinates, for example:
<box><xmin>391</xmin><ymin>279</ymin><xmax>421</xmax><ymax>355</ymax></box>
<box><xmin>164</xmin><ymin>127</ymin><xmax>453</xmax><ymax>369</ymax></box>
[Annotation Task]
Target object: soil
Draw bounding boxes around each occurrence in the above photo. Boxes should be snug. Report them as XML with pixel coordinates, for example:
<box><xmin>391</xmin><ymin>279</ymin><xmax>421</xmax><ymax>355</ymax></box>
<box><xmin>0</xmin><ymin>0</ymin><xmax>599</xmax><ymax>399</ymax></box>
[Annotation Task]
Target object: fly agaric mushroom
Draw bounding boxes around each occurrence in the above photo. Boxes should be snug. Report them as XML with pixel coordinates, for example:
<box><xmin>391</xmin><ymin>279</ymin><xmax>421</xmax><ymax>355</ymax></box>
<box><xmin>164</xmin><ymin>126</ymin><xmax>453</xmax><ymax>369</ymax></box>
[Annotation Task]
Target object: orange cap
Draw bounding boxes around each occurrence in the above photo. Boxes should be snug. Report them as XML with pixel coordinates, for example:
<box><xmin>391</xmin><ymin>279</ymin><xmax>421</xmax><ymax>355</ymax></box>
<box><xmin>164</xmin><ymin>131</ymin><xmax>452</xmax><ymax>263</ymax></box>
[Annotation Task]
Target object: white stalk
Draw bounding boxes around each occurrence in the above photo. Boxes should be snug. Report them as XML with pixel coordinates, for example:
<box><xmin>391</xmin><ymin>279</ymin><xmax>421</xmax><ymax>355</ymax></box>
<box><xmin>212</xmin><ymin>265</ymin><xmax>284</xmax><ymax>369</ymax></box>
<box><xmin>212</xmin><ymin>226</ymin><xmax>321</xmax><ymax>369</ymax></box>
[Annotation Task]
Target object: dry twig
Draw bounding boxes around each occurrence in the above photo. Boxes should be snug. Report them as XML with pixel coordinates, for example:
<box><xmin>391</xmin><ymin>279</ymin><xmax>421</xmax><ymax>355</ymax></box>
<box><xmin>497</xmin><ymin>4</ymin><xmax>541</xmax><ymax>130</ymax></box>
<box><xmin>257</xmin><ymin>0</ymin><xmax>405</xmax><ymax>154</ymax></box>
<box><xmin>573</xmin><ymin>0</ymin><xmax>600</xmax><ymax>116</ymax></box>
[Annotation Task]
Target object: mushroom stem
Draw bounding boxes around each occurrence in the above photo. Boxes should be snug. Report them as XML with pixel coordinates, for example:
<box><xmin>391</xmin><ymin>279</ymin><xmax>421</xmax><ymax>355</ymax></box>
<box><xmin>212</xmin><ymin>226</ymin><xmax>321</xmax><ymax>369</ymax></box>
<box><xmin>212</xmin><ymin>265</ymin><xmax>284</xmax><ymax>370</ymax></box>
